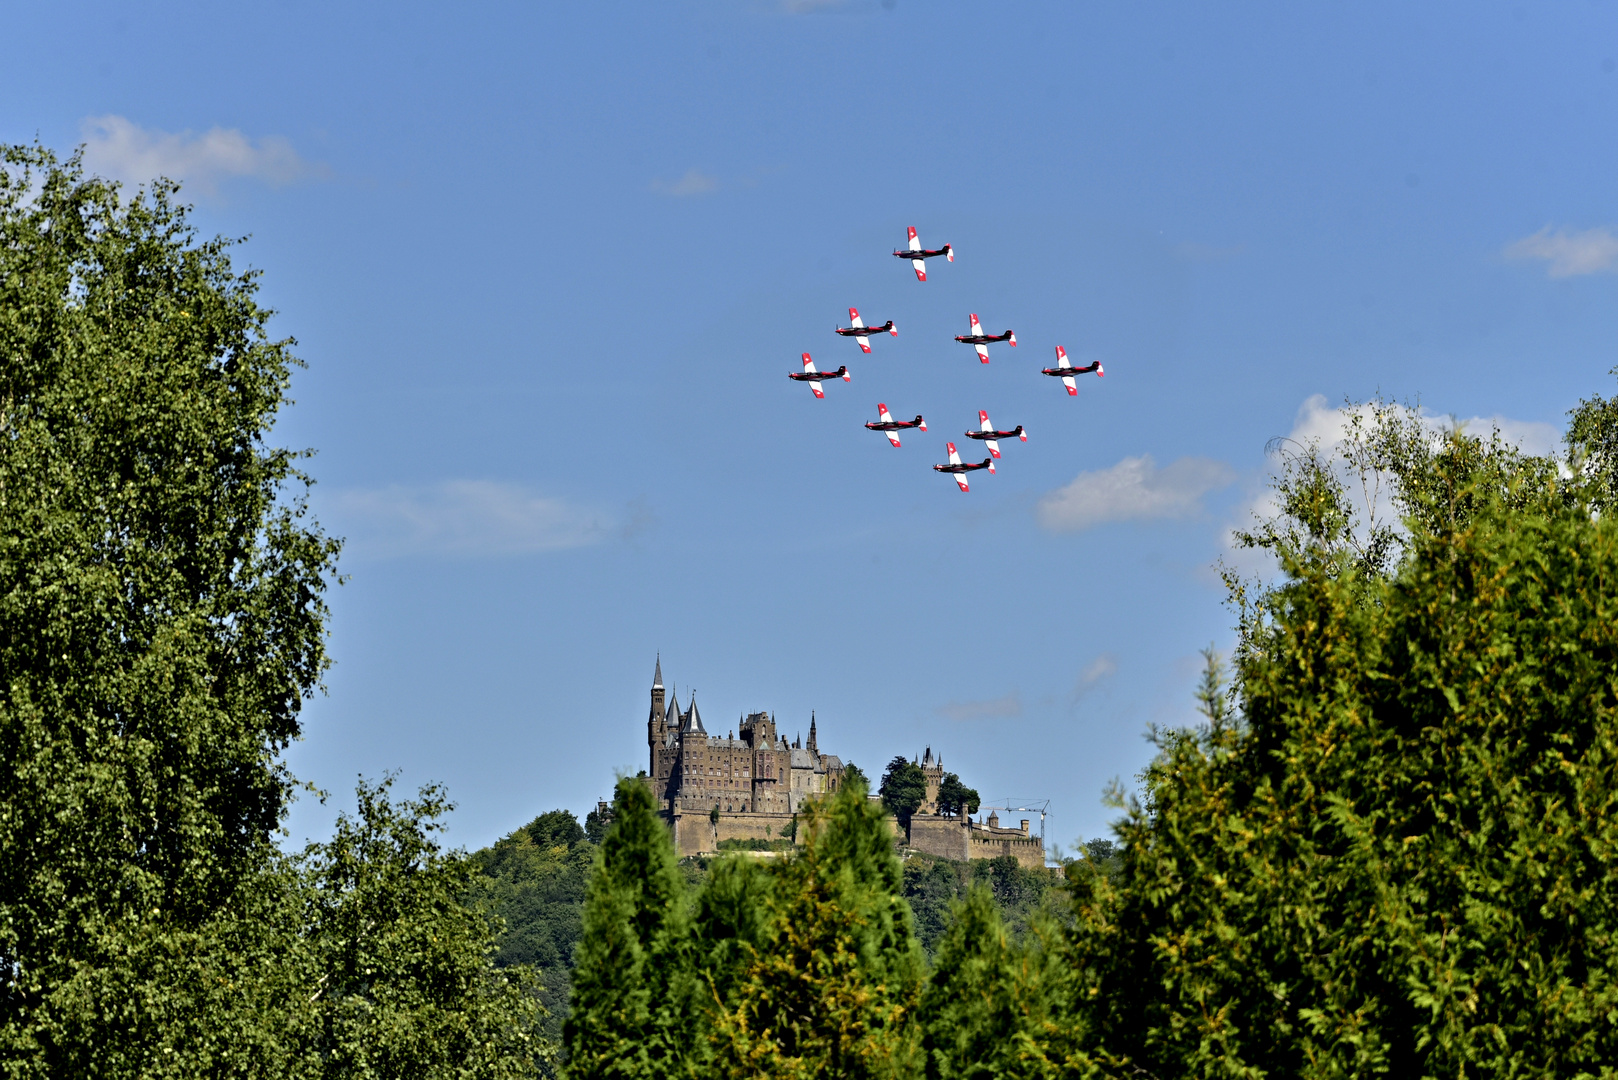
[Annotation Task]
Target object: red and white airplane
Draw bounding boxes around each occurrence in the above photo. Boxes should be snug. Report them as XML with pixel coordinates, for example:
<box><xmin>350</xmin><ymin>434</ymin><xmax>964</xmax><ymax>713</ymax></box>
<box><xmin>933</xmin><ymin>441</ymin><xmax>994</xmax><ymax>492</ymax></box>
<box><xmin>1042</xmin><ymin>345</ymin><xmax>1103</xmax><ymax>395</ymax></box>
<box><xmin>954</xmin><ymin>314</ymin><xmax>1017</xmax><ymax>363</ymax></box>
<box><xmin>963</xmin><ymin>410</ymin><xmax>1027</xmax><ymax>460</ymax></box>
<box><xmin>788</xmin><ymin>353</ymin><xmax>849</xmax><ymax>399</ymax></box>
<box><xmin>833</xmin><ymin>308</ymin><xmax>897</xmax><ymax>354</ymax></box>
<box><xmin>864</xmin><ymin>403</ymin><xmax>926</xmax><ymax>448</ymax></box>
<box><xmin>893</xmin><ymin>226</ymin><xmax>953</xmax><ymax>282</ymax></box>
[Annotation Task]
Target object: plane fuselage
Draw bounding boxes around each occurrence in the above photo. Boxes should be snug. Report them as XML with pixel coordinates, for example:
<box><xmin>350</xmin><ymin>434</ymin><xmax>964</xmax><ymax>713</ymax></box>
<box><xmin>788</xmin><ymin>367</ymin><xmax>846</xmax><ymax>382</ymax></box>
<box><xmin>956</xmin><ymin>332</ymin><xmax>1013</xmax><ymax>345</ymax></box>
<box><xmin>835</xmin><ymin>322</ymin><xmax>893</xmax><ymax>337</ymax></box>
<box><xmin>965</xmin><ymin>427</ymin><xmax>1023</xmax><ymax>440</ymax></box>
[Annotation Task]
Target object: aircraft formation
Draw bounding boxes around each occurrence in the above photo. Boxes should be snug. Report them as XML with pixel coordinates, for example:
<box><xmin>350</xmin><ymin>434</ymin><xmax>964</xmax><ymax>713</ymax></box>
<box><xmin>788</xmin><ymin>225</ymin><xmax>1105</xmax><ymax>492</ymax></box>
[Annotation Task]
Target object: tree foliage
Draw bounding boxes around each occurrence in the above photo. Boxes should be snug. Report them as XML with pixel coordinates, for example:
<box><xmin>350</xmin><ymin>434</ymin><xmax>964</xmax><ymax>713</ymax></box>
<box><xmin>935</xmin><ymin>772</ymin><xmax>980</xmax><ymax>819</ymax></box>
<box><xmin>1057</xmin><ymin>397</ymin><xmax>1618</xmax><ymax>1076</ymax></box>
<box><xmin>711</xmin><ymin>784</ymin><xmax>924</xmax><ymax>1080</ymax></box>
<box><xmin>917</xmin><ymin>886</ymin><xmax>1066</xmax><ymax>1080</ymax></box>
<box><xmin>298</xmin><ymin>778</ymin><xmax>547</xmax><ymax>1080</ymax></box>
<box><xmin>564</xmin><ymin>777</ymin><xmax>697</xmax><ymax>1080</ymax></box>
<box><xmin>0</xmin><ymin>141</ymin><xmax>342</xmax><ymax>1075</ymax></box>
<box><xmin>0</xmin><ymin>143</ymin><xmax>546</xmax><ymax>1077</ymax></box>
<box><xmin>879</xmin><ymin>755</ymin><xmax>926</xmax><ymax>827</ymax></box>
<box><xmin>471</xmin><ymin>810</ymin><xmax>597</xmax><ymax>1045</ymax></box>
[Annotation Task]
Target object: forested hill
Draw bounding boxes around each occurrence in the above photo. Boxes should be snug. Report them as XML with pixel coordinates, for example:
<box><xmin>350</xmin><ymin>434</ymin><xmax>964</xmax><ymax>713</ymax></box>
<box><xmin>469</xmin><ymin>808</ymin><xmax>1100</xmax><ymax>1042</ymax></box>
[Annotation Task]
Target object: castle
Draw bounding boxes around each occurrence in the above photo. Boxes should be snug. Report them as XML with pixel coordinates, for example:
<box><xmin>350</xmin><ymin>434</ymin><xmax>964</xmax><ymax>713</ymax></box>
<box><xmin>645</xmin><ymin>657</ymin><xmax>850</xmax><ymax>855</ymax></box>
<box><xmin>642</xmin><ymin>658</ymin><xmax>1043</xmax><ymax>868</ymax></box>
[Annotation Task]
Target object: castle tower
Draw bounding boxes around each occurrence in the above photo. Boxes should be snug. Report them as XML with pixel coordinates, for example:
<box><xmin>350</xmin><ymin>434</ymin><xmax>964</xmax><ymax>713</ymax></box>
<box><xmin>920</xmin><ymin>746</ymin><xmax>944</xmax><ymax>815</ymax></box>
<box><xmin>807</xmin><ymin>712</ymin><xmax>818</xmax><ymax>755</ymax></box>
<box><xmin>649</xmin><ymin>655</ymin><xmax>667</xmax><ymax>750</ymax></box>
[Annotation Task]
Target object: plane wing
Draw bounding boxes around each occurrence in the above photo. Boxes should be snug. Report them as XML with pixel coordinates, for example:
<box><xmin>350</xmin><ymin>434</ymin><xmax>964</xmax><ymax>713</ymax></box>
<box><xmin>1055</xmin><ymin>345</ymin><xmax>1077</xmax><ymax>396</ymax></box>
<box><xmin>877</xmin><ymin>403</ymin><xmax>901</xmax><ymax>446</ymax></box>
<box><xmin>802</xmin><ymin>353</ymin><xmax>824</xmax><ymax>399</ymax></box>
<box><xmin>948</xmin><ymin>443</ymin><xmax>969</xmax><ymax>492</ymax></box>
<box><xmin>969</xmin><ymin>314</ymin><xmax>990</xmax><ymax>362</ymax></box>
<box><xmin>907</xmin><ymin>226</ymin><xmax>921</xmax><ymax>253</ymax></box>
<box><xmin>979</xmin><ymin>410</ymin><xmax>1001</xmax><ymax>459</ymax></box>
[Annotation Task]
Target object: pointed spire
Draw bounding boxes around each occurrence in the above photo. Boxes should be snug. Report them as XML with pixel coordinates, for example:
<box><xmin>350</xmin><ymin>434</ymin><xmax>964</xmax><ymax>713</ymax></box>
<box><xmin>653</xmin><ymin>653</ymin><xmax>663</xmax><ymax>689</ymax></box>
<box><xmin>808</xmin><ymin>712</ymin><xmax>818</xmax><ymax>753</ymax></box>
<box><xmin>681</xmin><ymin>690</ymin><xmax>706</xmax><ymax>734</ymax></box>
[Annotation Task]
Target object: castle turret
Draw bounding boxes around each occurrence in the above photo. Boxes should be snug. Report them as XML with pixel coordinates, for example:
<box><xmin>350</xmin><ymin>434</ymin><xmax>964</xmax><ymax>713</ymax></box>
<box><xmin>648</xmin><ymin>654</ymin><xmax>667</xmax><ymax>761</ymax></box>
<box><xmin>807</xmin><ymin>712</ymin><xmax>818</xmax><ymax>755</ymax></box>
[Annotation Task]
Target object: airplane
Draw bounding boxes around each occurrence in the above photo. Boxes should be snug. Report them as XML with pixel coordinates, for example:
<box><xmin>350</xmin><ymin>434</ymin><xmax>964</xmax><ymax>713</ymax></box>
<box><xmin>892</xmin><ymin>226</ymin><xmax>953</xmax><ymax>282</ymax></box>
<box><xmin>834</xmin><ymin>307</ymin><xmax>897</xmax><ymax>354</ymax></box>
<box><xmin>788</xmin><ymin>353</ymin><xmax>849</xmax><ymax>399</ymax></box>
<box><xmin>1041</xmin><ymin>345</ymin><xmax>1104</xmax><ymax>395</ymax></box>
<box><xmin>954</xmin><ymin>313</ymin><xmax>1017</xmax><ymax>363</ymax></box>
<box><xmin>963</xmin><ymin>410</ymin><xmax>1027</xmax><ymax>460</ymax></box>
<box><xmin>864</xmin><ymin>403</ymin><xmax>926</xmax><ymax>448</ymax></box>
<box><xmin>933</xmin><ymin>441</ymin><xmax>995</xmax><ymax>492</ymax></box>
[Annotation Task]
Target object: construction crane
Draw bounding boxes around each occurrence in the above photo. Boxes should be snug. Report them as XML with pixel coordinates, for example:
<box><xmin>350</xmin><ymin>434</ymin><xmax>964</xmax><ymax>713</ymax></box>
<box><xmin>978</xmin><ymin>798</ymin><xmax>1052</xmax><ymax>844</ymax></box>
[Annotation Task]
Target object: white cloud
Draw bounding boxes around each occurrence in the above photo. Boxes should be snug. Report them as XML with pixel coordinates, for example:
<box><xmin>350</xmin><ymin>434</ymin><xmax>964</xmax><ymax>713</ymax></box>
<box><xmin>651</xmin><ymin>168</ymin><xmax>719</xmax><ymax>197</ymax></box>
<box><xmin>1284</xmin><ymin>394</ymin><xmax>1560</xmax><ymax>461</ymax></box>
<box><xmin>1504</xmin><ymin>226</ymin><xmax>1618</xmax><ymax>278</ymax></box>
<box><xmin>1070</xmin><ymin>654</ymin><xmax>1117</xmax><ymax>707</ymax></box>
<box><xmin>330</xmin><ymin>480</ymin><xmax>612</xmax><ymax>558</ymax></box>
<box><xmin>1223</xmin><ymin>394</ymin><xmax>1564</xmax><ymax>572</ymax></box>
<box><xmin>80</xmin><ymin>115</ymin><xmax>322</xmax><ymax>195</ymax></box>
<box><xmin>936</xmin><ymin>692</ymin><xmax>1022</xmax><ymax>723</ymax></box>
<box><xmin>1037</xmin><ymin>455</ymin><xmax>1235</xmax><ymax>533</ymax></box>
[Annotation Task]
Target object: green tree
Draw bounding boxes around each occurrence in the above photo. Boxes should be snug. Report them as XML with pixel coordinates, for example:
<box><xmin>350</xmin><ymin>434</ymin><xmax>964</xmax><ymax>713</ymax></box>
<box><xmin>1568</xmin><ymin>365</ymin><xmax>1618</xmax><ymax>510</ymax></box>
<box><xmin>564</xmin><ymin>777</ymin><xmax>695</xmax><ymax>1080</ymax></box>
<box><xmin>299</xmin><ymin>777</ymin><xmax>547</xmax><ymax>1079</ymax></box>
<box><xmin>936</xmin><ymin>772</ymin><xmax>979</xmax><ymax>819</ymax></box>
<box><xmin>917</xmin><ymin>886</ymin><xmax>1062</xmax><ymax>1080</ymax></box>
<box><xmin>712</xmin><ymin>783</ymin><xmax>923</xmax><ymax>1080</ymax></box>
<box><xmin>0</xmin><ymin>143</ymin><xmax>341</xmax><ymax>1075</ymax></box>
<box><xmin>1060</xmin><ymin>408</ymin><xmax>1618</xmax><ymax>1075</ymax></box>
<box><xmin>879</xmin><ymin>755</ymin><xmax>926</xmax><ymax>828</ymax></box>
<box><xmin>471</xmin><ymin>811</ymin><xmax>597</xmax><ymax>1046</ymax></box>
<box><xmin>583</xmin><ymin>806</ymin><xmax>609</xmax><ymax>844</ymax></box>
<box><xmin>842</xmin><ymin>761</ymin><xmax>868</xmax><ymax>789</ymax></box>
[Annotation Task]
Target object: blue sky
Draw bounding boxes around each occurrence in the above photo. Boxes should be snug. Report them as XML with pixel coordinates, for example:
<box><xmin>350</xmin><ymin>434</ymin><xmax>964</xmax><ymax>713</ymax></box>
<box><xmin>6</xmin><ymin>1</ymin><xmax>1617</xmax><ymax>853</ymax></box>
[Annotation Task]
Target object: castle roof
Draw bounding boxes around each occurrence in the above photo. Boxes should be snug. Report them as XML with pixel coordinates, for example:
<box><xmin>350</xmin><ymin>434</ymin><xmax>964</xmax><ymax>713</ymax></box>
<box><xmin>681</xmin><ymin>693</ymin><xmax>706</xmax><ymax>735</ymax></box>
<box><xmin>653</xmin><ymin>654</ymin><xmax>663</xmax><ymax>690</ymax></box>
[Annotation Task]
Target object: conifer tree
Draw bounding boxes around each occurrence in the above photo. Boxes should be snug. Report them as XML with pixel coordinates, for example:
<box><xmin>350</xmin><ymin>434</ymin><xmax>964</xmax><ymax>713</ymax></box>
<box><xmin>917</xmin><ymin>885</ymin><xmax>1059</xmax><ymax>1080</ymax></box>
<box><xmin>1058</xmin><ymin>409</ymin><xmax>1618</xmax><ymax>1075</ymax></box>
<box><xmin>564</xmin><ymin>777</ymin><xmax>693</xmax><ymax>1080</ymax></box>
<box><xmin>712</xmin><ymin>781</ymin><xmax>923</xmax><ymax>1080</ymax></box>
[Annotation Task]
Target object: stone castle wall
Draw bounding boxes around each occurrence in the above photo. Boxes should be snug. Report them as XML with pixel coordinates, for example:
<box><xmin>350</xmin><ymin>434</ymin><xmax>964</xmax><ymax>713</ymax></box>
<box><xmin>670</xmin><ymin>810</ymin><xmax>797</xmax><ymax>857</ymax></box>
<box><xmin>968</xmin><ymin>829</ymin><xmax>1044</xmax><ymax>869</ymax></box>
<box><xmin>906</xmin><ymin>813</ymin><xmax>1045</xmax><ymax>869</ymax></box>
<box><xmin>907</xmin><ymin>814</ymin><xmax>969</xmax><ymax>861</ymax></box>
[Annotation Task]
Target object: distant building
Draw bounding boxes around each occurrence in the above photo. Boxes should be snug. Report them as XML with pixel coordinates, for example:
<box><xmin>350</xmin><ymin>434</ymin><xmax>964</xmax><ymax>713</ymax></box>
<box><xmin>645</xmin><ymin>657</ymin><xmax>846</xmax><ymax>855</ymax></box>
<box><xmin>639</xmin><ymin>658</ymin><xmax>1042</xmax><ymax>867</ymax></box>
<box><xmin>905</xmin><ymin>746</ymin><xmax>1046</xmax><ymax>869</ymax></box>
